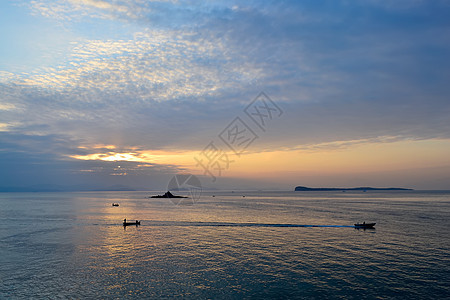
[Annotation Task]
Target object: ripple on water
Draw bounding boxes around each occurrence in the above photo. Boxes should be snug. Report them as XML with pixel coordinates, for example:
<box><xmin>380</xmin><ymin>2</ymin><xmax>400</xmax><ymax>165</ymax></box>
<box><xmin>1</xmin><ymin>191</ymin><xmax>449</xmax><ymax>298</ymax></box>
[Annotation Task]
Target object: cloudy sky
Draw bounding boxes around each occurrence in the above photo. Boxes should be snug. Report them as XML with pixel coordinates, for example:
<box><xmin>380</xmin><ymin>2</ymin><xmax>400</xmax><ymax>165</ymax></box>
<box><xmin>1</xmin><ymin>0</ymin><xmax>450</xmax><ymax>191</ymax></box>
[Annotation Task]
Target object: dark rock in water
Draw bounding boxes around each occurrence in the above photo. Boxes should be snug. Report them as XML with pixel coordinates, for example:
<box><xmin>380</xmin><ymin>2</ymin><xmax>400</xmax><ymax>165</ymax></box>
<box><xmin>150</xmin><ymin>191</ymin><xmax>188</xmax><ymax>198</ymax></box>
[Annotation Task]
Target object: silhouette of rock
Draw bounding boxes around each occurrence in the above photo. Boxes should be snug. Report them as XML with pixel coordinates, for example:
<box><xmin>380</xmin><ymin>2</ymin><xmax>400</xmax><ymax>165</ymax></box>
<box><xmin>150</xmin><ymin>191</ymin><xmax>188</xmax><ymax>198</ymax></box>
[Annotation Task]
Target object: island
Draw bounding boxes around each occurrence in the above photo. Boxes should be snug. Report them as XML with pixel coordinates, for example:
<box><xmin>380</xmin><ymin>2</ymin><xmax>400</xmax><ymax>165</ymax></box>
<box><xmin>295</xmin><ymin>186</ymin><xmax>413</xmax><ymax>192</ymax></box>
<box><xmin>150</xmin><ymin>191</ymin><xmax>188</xmax><ymax>198</ymax></box>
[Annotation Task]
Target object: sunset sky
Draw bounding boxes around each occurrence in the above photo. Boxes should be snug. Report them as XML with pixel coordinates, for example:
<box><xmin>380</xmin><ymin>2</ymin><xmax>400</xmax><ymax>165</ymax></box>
<box><xmin>1</xmin><ymin>1</ymin><xmax>450</xmax><ymax>191</ymax></box>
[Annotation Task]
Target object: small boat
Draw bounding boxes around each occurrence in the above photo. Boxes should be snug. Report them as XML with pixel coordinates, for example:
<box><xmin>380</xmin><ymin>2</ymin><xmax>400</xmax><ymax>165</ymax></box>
<box><xmin>112</xmin><ymin>203</ymin><xmax>119</xmax><ymax>207</ymax></box>
<box><xmin>354</xmin><ymin>222</ymin><xmax>376</xmax><ymax>228</ymax></box>
<box><xmin>123</xmin><ymin>219</ymin><xmax>140</xmax><ymax>226</ymax></box>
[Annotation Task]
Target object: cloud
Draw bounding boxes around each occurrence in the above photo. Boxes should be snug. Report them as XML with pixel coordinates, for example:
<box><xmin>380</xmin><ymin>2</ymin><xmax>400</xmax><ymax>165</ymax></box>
<box><xmin>27</xmin><ymin>0</ymin><xmax>238</xmax><ymax>26</ymax></box>
<box><xmin>0</xmin><ymin>131</ymin><xmax>186</xmax><ymax>190</ymax></box>
<box><xmin>2</xmin><ymin>1</ymin><xmax>450</xmax><ymax>189</ymax></box>
<box><xmin>5</xmin><ymin>26</ymin><xmax>264</xmax><ymax>102</ymax></box>
<box><xmin>0</xmin><ymin>123</ymin><xmax>11</xmax><ymax>131</ymax></box>
<box><xmin>28</xmin><ymin>0</ymin><xmax>136</xmax><ymax>21</ymax></box>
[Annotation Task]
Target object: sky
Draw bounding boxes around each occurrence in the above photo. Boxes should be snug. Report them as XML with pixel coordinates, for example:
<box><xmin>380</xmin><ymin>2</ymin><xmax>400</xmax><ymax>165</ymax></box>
<box><xmin>1</xmin><ymin>0</ymin><xmax>450</xmax><ymax>191</ymax></box>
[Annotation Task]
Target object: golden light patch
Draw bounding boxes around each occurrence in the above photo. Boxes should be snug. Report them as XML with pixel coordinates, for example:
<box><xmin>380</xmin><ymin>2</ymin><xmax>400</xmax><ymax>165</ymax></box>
<box><xmin>0</xmin><ymin>123</ymin><xmax>11</xmax><ymax>131</ymax></box>
<box><xmin>70</xmin><ymin>152</ymin><xmax>143</xmax><ymax>162</ymax></box>
<box><xmin>0</xmin><ymin>103</ymin><xmax>15</xmax><ymax>111</ymax></box>
<box><xmin>69</xmin><ymin>149</ymin><xmax>198</xmax><ymax>169</ymax></box>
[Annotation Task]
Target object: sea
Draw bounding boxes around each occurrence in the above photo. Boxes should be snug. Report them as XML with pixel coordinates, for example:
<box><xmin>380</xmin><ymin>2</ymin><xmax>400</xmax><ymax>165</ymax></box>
<box><xmin>0</xmin><ymin>190</ymin><xmax>449</xmax><ymax>299</ymax></box>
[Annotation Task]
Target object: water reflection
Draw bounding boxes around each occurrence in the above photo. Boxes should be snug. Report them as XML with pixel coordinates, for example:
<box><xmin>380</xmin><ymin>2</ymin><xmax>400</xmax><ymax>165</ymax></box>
<box><xmin>1</xmin><ymin>191</ymin><xmax>449</xmax><ymax>298</ymax></box>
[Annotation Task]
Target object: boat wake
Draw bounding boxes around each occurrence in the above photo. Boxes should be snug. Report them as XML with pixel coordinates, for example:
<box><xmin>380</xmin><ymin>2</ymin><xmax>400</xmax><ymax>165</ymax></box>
<box><xmin>130</xmin><ymin>221</ymin><xmax>356</xmax><ymax>228</ymax></box>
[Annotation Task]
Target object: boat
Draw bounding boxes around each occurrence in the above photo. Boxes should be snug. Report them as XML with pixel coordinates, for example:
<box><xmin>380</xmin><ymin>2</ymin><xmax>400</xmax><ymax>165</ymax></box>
<box><xmin>354</xmin><ymin>222</ymin><xmax>376</xmax><ymax>228</ymax></box>
<box><xmin>112</xmin><ymin>203</ymin><xmax>119</xmax><ymax>207</ymax></box>
<box><xmin>123</xmin><ymin>219</ymin><xmax>140</xmax><ymax>226</ymax></box>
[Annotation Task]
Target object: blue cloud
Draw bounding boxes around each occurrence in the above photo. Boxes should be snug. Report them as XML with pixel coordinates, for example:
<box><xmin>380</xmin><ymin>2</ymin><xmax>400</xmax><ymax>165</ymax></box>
<box><xmin>1</xmin><ymin>0</ymin><xmax>450</xmax><ymax>189</ymax></box>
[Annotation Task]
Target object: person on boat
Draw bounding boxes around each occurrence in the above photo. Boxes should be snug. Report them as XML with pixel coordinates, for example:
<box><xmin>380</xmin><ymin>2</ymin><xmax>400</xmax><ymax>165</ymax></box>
<box><xmin>124</xmin><ymin>219</ymin><xmax>126</xmax><ymax>223</ymax></box>
<box><xmin>363</xmin><ymin>221</ymin><xmax>365</xmax><ymax>224</ymax></box>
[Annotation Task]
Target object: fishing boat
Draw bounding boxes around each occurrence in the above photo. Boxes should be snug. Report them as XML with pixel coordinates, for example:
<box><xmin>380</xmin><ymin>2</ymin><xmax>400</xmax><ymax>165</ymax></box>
<box><xmin>354</xmin><ymin>222</ymin><xmax>376</xmax><ymax>228</ymax></box>
<box><xmin>123</xmin><ymin>219</ymin><xmax>140</xmax><ymax>226</ymax></box>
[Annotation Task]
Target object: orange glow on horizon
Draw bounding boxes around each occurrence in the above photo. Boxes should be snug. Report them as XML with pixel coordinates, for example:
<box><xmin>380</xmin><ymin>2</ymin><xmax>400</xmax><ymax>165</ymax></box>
<box><xmin>69</xmin><ymin>139</ymin><xmax>450</xmax><ymax>182</ymax></box>
<box><xmin>70</xmin><ymin>149</ymin><xmax>199</xmax><ymax>168</ymax></box>
<box><xmin>218</xmin><ymin>139</ymin><xmax>450</xmax><ymax>182</ymax></box>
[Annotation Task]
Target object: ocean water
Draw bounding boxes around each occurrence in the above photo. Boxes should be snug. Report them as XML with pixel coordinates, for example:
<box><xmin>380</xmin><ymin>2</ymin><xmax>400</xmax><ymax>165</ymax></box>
<box><xmin>0</xmin><ymin>190</ymin><xmax>449</xmax><ymax>299</ymax></box>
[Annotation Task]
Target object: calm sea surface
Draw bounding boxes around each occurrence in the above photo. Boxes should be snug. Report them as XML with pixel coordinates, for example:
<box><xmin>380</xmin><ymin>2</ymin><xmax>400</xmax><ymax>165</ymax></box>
<box><xmin>0</xmin><ymin>190</ymin><xmax>449</xmax><ymax>299</ymax></box>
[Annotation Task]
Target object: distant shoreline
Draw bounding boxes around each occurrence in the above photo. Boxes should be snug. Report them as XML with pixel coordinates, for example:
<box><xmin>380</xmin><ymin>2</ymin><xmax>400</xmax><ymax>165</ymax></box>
<box><xmin>295</xmin><ymin>186</ymin><xmax>413</xmax><ymax>192</ymax></box>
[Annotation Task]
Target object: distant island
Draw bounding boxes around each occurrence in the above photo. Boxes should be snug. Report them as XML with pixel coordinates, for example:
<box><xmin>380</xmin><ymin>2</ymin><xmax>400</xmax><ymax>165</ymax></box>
<box><xmin>150</xmin><ymin>191</ymin><xmax>188</xmax><ymax>198</ymax></box>
<box><xmin>295</xmin><ymin>186</ymin><xmax>413</xmax><ymax>192</ymax></box>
